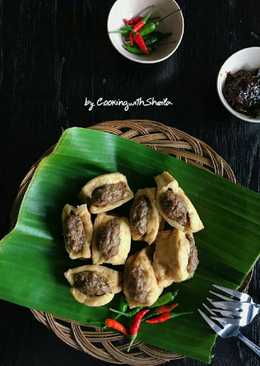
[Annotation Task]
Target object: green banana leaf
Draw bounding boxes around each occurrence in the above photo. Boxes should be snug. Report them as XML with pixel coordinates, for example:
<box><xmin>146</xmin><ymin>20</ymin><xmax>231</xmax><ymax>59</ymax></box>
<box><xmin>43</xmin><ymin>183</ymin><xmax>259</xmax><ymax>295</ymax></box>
<box><xmin>0</xmin><ymin>127</ymin><xmax>260</xmax><ymax>363</ymax></box>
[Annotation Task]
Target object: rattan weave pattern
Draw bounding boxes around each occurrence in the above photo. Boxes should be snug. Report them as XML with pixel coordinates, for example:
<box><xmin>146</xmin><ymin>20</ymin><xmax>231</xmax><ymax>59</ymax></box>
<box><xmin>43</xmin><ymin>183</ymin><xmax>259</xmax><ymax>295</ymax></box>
<box><xmin>12</xmin><ymin>120</ymin><xmax>237</xmax><ymax>365</ymax></box>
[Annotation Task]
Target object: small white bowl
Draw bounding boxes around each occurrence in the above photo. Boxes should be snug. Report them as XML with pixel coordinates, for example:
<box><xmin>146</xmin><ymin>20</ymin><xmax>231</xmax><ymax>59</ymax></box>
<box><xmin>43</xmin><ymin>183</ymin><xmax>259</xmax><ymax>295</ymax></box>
<box><xmin>217</xmin><ymin>47</ymin><xmax>260</xmax><ymax>123</ymax></box>
<box><xmin>107</xmin><ymin>0</ymin><xmax>184</xmax><ymax>64</ymax></box>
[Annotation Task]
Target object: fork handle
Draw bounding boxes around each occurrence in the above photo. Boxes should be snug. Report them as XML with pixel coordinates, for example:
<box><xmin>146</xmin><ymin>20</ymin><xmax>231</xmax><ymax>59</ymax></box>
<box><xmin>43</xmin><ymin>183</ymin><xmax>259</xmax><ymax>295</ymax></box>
<box><xmin>238</xmin><ymin>332</ymin><xmax>260</xmax><ymax>357</ymax></box>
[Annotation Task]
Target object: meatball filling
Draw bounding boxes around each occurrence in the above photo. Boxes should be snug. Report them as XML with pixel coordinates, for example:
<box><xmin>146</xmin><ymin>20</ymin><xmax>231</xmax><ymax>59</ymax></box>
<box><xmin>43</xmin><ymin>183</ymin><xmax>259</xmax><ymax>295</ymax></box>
<box><xmin>130</xmin><ymin>195</ymin><xmax>151</xmax><ymax>236</ymax></box>
<box><xmin>159</xmin><ymin>189</ymin><xmax>188</xmax><ymax>226</ymax></box>
<box><xmin>96</xmin><ymin>218</ymin><xmax>120</xmax><ymax>259</ymax></box>
<box><xmin>125</xmin><ymin>265</ymin><xmax>148</xmax><ymax>303</ymax></box>
<box><xmin>186</xmin><ymin>234</ymin><xmax>199</xmax><ymax>273</ymax></box>
<box><xmin>73</xmin><ymin>271</ymin><xmax>111</xmax><ymax>296</ymax></box>
<box><xmin>64</xmin><ymin>213</ymin><xmax>86</xmax><ymax>253</ymax></box>
<box><xmin>91</xmin><ymin>182</ymin><xmax>128</xmax><ymax>207</ymax></box>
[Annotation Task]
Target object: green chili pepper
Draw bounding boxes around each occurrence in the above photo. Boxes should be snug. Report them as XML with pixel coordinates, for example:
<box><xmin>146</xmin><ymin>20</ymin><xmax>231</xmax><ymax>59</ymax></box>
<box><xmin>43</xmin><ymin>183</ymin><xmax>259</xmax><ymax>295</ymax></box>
<box><xmin>140</xmin><ymin>21</ymin><xmax>159</xmax><ymax>37</ymax></box>
<box><xmin>110</xmin><ymin>25</ymin><xmax>132</xmax><ymax>36</ymax></box>
<box><xmin>110</xmin><ymin>309</ymin><xmax>131</xmax><ymax>317</ymax></box>
<box><xmin>143</xmin><ymin>33</ymin><xmax>159</xmax><ymax>47</ymax></box>
<box><xmin>150</xmin><ymin>290</ymin><xmax>179</xmax><ymax>308</ymax></box>
<box><xmin>144</xmin><ymin>32</ymin><xmax>172</xmax><ymax>47</ymax></box>
<box><xmin>128</xmin><ymin>307</ymin><xmax>143</xmax><ymax>317</ymax></box>
<box><xmin>124</xmin><ymin>43</ymin><xmax>144</xmax><ymax>55</ymax></box>
<box><xmin>110</xmin><ymin>306</ymin><xmax>142</xmax><ymax>318</ymax></box>
<box><xmin>114</xmin><ymin>296</ymin><xmax>128</xmax><ymax>320</ymax></box>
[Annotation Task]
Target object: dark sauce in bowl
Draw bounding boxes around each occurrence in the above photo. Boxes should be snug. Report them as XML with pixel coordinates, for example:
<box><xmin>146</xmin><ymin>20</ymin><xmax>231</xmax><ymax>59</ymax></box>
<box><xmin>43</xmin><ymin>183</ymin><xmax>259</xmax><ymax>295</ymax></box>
<box><xmin>223</xmin><ymin>69</ymin><xmax>260</xmax><ymax>118</ymax></box>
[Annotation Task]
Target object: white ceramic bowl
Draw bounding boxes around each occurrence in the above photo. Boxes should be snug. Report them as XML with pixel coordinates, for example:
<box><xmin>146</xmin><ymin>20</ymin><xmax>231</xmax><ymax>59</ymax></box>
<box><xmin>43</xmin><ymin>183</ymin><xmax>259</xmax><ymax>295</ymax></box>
<box><xmin>217</xmin><ymin>47</ymin><xmax>260</xmax><ymax>123</ymax></box>
<box><xmin>107</xmin><ymin>0</ymin><xmax>184</xmax><ymax>64</ymax></box>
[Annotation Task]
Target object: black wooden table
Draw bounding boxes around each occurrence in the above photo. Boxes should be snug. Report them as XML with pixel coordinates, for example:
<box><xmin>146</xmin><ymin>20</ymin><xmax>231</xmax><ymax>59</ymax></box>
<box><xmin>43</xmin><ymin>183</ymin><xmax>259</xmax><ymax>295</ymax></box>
<box><xmin>0</xmin><ymin>1</ymin><xmax>260</xmax><ymax>365</ymax></box>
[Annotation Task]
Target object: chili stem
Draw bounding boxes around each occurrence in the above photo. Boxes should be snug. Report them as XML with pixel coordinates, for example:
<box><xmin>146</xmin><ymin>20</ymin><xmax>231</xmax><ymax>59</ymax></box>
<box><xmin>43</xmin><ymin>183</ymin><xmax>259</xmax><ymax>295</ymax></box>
<box><xmin>110</xmin><ymin>308</ymin><xmax>132</xmax><ymax>317</ymax></box>
<box><xmin>159</xmin><ymin>8</ymin><xmax>182</xmax><ymax>23</ymax></box>
<box><xmin>135</xmin><ymin>4</ymin><xmax>156</xmax><ymax>17</ymax></box>
<box><xmin>127</xmin><ymin>336</ymin><xmax>136</xmax><ymax>353</ymax></box>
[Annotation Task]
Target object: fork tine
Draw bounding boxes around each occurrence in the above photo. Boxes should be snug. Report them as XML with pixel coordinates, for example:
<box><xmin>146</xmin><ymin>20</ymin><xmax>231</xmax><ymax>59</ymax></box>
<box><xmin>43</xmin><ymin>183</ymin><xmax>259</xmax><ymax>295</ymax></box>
<box><xmin>209</xmin><ymin>290</ymin><xmax>232</xmax><ymax>301</ymax></box>
<box><xmin>210</xmin><ymin>308</ymin><xmax>242</xmax><ymax>318</ymax></box>
<box><xmin>198</xmin><ymin>309</ymin><xmax>222</xmax><ymax>333</ymax></box>
<box><xmin>212</xmin><ymin>284</ymin><xmax>251</xmax><ymax>302</ymax></box>
<box><xmin>211</xmin><ymin>316</ymin><xmax>243</xmax><ymax>326</ymax></box>
<box><xmin>206</xmin><ymin>297</ymin><xmax>215</xmax><ymax>305</ymax></box>
<box><xmin>207</xmin><ymin>298</ymin><xmax>243</xmax><ymax>310</ymax></box>
<box><xmin>202</xmin><ymin>302</ymin><xmax>216</xmax><ymax>315</ymax></box>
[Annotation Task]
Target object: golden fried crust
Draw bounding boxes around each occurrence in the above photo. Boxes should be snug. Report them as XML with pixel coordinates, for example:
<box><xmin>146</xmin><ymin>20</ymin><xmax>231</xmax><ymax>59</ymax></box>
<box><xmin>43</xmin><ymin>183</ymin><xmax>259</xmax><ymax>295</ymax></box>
<box><xmin>130</xmin><ymin>188</ymin><xmax>161</xmax><ymax>245</ymax></box>
<box><xmin>155</xmin><ymin>171</ymin><xmax>204</xmax><ymax>233</ymax></box>
<box><xmin>92</xmin><ymin>214</ymin><xmax>131</xmax><ymax>265</ymax></box>
<box><xmin>123</xmin><ymin>248</ymin><xmax>163</xmax><ymax>308</ymax></box>
<box><xmin>64</xmin><ymin>265</ymin><xmax>122</xmax><ymax>307</ymax></box>
<box><xmin>62</xmin><ymin>204</ymin><xmax>93</xmax><ymax>259</ymax></box>
<box><xmin>153</xmin><ymin>230</ymin><xmax>196</xmax><ymax>288</ymax></box>
<box><xmin>80</xmin><ymin>173</ymin><xmax>134</xmax><ymax>214</ymax></box>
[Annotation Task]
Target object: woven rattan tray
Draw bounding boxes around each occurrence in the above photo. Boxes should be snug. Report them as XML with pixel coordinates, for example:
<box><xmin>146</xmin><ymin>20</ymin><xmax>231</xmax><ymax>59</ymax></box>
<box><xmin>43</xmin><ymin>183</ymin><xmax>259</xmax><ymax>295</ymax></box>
<box><xmin>12</xmin><ymin>120</ymin><xmax>239</xmax><ymax>365</ymax></box>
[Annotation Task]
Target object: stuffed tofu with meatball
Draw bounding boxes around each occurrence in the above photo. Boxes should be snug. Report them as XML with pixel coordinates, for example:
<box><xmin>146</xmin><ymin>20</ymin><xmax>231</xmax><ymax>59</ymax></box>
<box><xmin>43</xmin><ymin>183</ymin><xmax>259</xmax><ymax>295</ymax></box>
<box><xmin>155</xmin><ymin>171</ymin><xmax>204</xmax><ymax>233</ymax></box>
<box><xmin>92</xmin><ymin>214</ymin><xmax>131</xmax><ymax>265</ymax></box>
<box><xmin>80</xmin><ymin>172</ymin><xmax>134</xmax><ymax>214</ymax></box>
<box><xmin>124</xmin><ymin>248</ymin><xmax>162</xmax><ymax>308</ymax></box>
<box><xmin>153</xmin><ymin>229</ymin><xmax>199</xmax><ymax>288</ymax></box>
<box><xmin>62</xmin><ymin>204</ymin><xmax>93</xmax><ymax>259</ymax></box>
<box><xmin>129</xmin><ymin>188</ymin><xmax>160</xmax><ymax>245</ymax></box>
<box><xmin>64</xmin><ymin>265</ymin><xmax>122</xmax><ymax>307</ymax></box>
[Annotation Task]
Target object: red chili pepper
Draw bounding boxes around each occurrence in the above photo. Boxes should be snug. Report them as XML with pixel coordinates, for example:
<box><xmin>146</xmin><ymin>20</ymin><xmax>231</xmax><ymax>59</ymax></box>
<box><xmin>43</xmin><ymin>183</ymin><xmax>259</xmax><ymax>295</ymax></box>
<box><xmin>133</xmin><ymin>10</ymin><xmax>153</xmax><ymax>32</ymax></box>
<box><xmin>105</xmin><ymin>318</ymin><xmax>128</xmax><ymax>336</ymax></box>
<box><xmin>155</xmin><ymin>303</ymin><xmax>178</xmax><ymax>315</ymax></box>
<box><xmin>146</xmin><ymin>312</ymin><xmax>173</xmax><ymax>324</ymax></box>
<box><xmin>146</xmin><ymin>311</ymin><xmax>193</xmax><ymax>325</ymax></box>
<box><xmin>127</xmin><ymin>308</ymin><xmax>149</xmax><ymax>352</ymax></box>
<box><xmin>134</xmin><ymin>33</ymin><xmax>149</xmax><ymax>54</ymax></box>
<box><xmin>129</xmin><ymin>32</ymin><xmax>134</xmax><ymax>47</ymax></box>
<box><xmin>133</xmin><ymin>20</ymin><xmax>145</xmax><ymax>33</ymax></box>
<box><xmin>124</xmin><ymin>16</ymin><xmax>142</xmax><ymax>26</ymax></box>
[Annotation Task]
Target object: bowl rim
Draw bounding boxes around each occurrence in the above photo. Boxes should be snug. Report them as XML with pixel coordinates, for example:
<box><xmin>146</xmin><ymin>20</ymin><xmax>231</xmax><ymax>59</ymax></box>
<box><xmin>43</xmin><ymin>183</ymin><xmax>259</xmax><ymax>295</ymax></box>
<box><xmin>107</xmin><ymin>0</ymin><xmax>185</xmax><ymax>64</ymax></box>
<box><xmin>217</xmin><ymin>46</ymin><xmax>260</xmax><ymax>123</ymax></box>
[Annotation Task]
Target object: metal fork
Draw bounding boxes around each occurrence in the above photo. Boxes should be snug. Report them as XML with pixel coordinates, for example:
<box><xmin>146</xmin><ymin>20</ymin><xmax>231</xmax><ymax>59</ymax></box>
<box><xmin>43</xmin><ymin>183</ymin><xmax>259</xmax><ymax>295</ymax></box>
<box><xmin>198</xmin><ymin>285</ymin><xmax>260</xmax><ymax>357</ymax></box>
<box><xmin>198</xmin><ymin>307</ymin><xmax>260</xmax><ymax>357</ymax></box>
<box><xmin>207</xmin><ymin>284</ymin><xmax>260</xmax><ymax>326</ymax></box>
<box><xmin>210</xmin><ymin>284</ymin><xmax>255</xmax><ymax>304</ymax></box>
